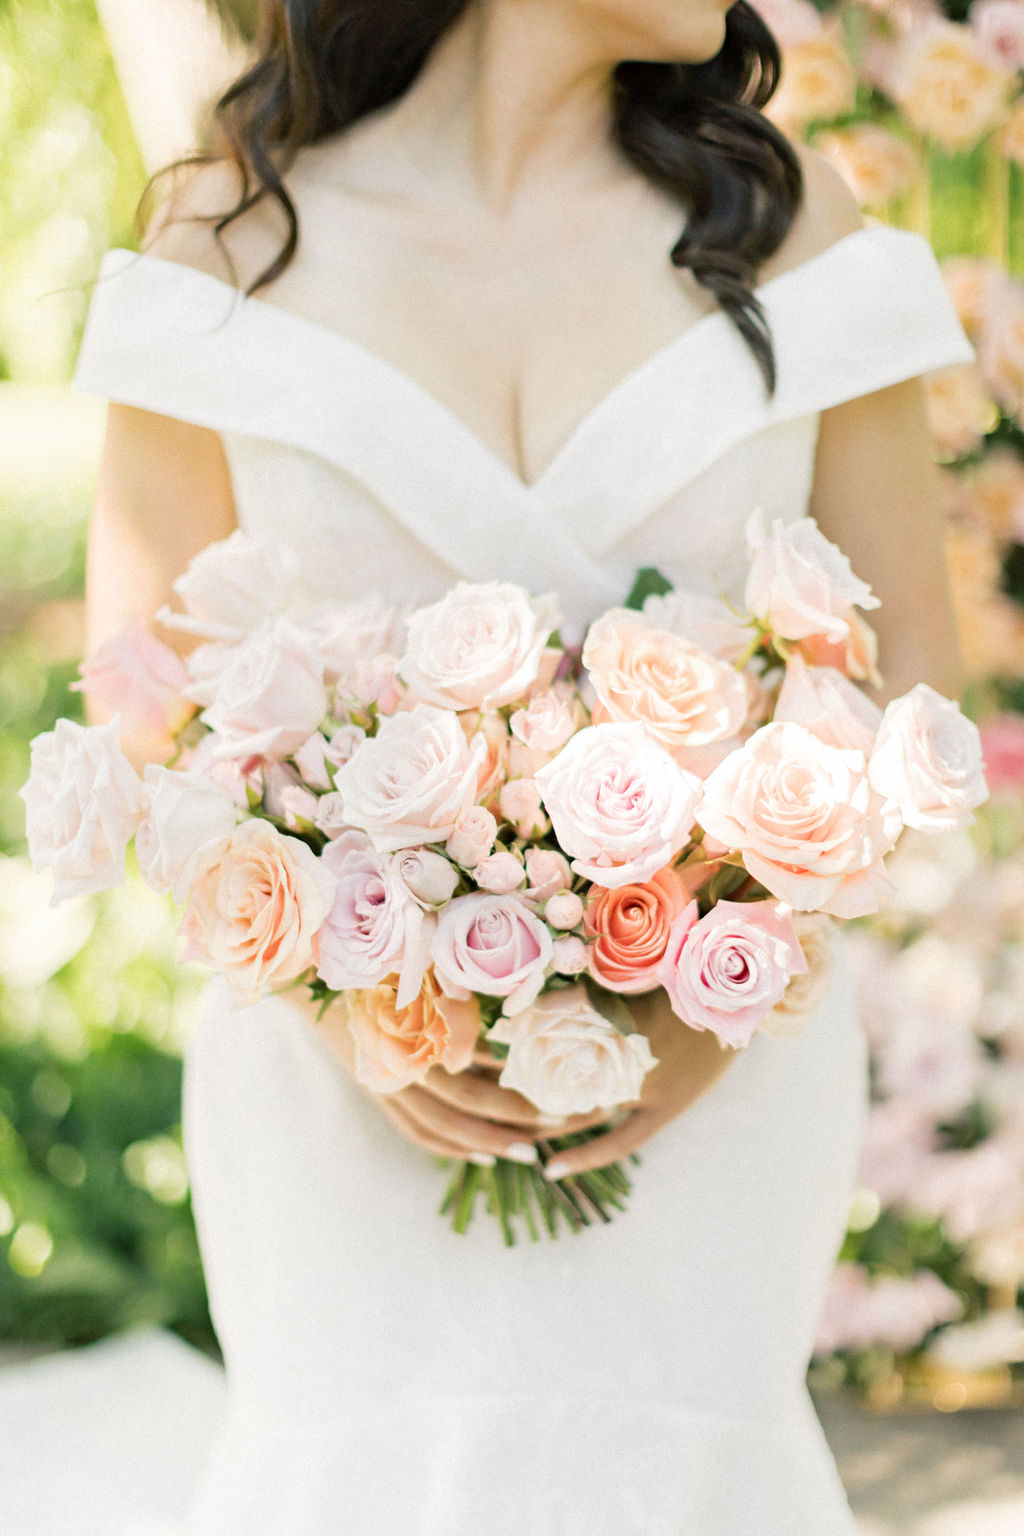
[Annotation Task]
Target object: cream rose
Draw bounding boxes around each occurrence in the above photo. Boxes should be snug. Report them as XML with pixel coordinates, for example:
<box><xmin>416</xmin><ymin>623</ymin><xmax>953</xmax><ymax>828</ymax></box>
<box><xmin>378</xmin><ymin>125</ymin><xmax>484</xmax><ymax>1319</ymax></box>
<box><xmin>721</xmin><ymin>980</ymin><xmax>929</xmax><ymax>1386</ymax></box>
<box><xmin>134</xmin><ymin>765</ymin><xmax>239</xmax><ymax>903</ymax></box>
<box><xmin>399</xmin><ymin>581</ymin><xmax>559</xmax><ymax>711</ymax></box>
<box><xmin>582</xmin><ymin>609</ymin><xmax>749</xmax><ymax>750</ymax></box>
<box><xmin>868</xmin><ymin>683</ymin><xmax>989</xmax><ymax>832</ymax></box>
<box><xmin>745</xmin><ymin>509</ymin><xmax>879</xmax><ymax>644</ymax></box>
<box><xmin>760</xmin><ymin>911</ymin><xmax>838</xmax><ymax>1039</ymax></box>
<box><xmin>157</xmin><ymin>530</ymin><xmax>300</xmax><ymax>643</ymax></box>
<box><xmin>696</xmin><ymin>720</ymin><xmax>902</xmax><ymax>918</ymax></box>
<box><xmin>431</xmin><ymin>892</ymin><xmax>553</xmax><ymax>1014</ymax></box>
<box><xmin>486</xmin><ymin>985</ymin><xmax>657</xmax><ymax>1117</ymax></box>
<box><xmin>19</xmin><ymin>716</ymin><xmax>144</xmax><ymax>903</ymax></box>
<box><xmin>393</xmin><ymin>848</ymin><xmax>460</xmax><ymax>907</ymax></box>
<box><xmin>340</xmin><ymin>973</ymin><xmax>480</xmax><ymax>1094</ymax></box>
<box><xmin>535</xmin><ymin>722</ymin><xmax>702</xmax><ymax>888</ymax></box>
<box><xmin>181</xmin><ymin>819</ymin><xmax>336</xmax><ymax>999</ymax></box>
<box><xmin>658</xmin><ymin>899</ymin><xmax>809</xmax><ymax>1049</ymax></box>
<box><xmin>198</xmin><ymin>617</ymin><xmax>328</xmax><ymax>760</ymax></box>
<box><xmin>335</xmin><ymin>704</ymin><xmax>486</xmax><ymax>853</ymax></box>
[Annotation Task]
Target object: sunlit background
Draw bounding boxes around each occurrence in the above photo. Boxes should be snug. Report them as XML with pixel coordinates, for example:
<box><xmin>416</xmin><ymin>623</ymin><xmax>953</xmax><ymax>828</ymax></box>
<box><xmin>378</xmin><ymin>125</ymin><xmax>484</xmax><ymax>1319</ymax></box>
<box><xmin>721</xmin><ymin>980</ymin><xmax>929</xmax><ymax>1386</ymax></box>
<box><xmin>2</xmin><ymin>0</ymin><xmax>1024</xmax><ymax>1445</ymax></box>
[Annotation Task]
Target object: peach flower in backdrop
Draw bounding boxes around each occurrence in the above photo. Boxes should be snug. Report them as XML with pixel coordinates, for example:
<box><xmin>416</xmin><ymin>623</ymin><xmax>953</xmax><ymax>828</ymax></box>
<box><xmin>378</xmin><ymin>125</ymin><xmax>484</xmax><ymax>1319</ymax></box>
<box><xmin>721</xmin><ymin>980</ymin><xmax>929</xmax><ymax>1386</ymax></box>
<box><xmin>966</xmin><ymin>447</ymin><xmax>1024</xmax><ymax>541</ymax></box>
<box><xmin>923</xmin><ymin>364</ymin><xmax>998</xmax><ymax>461</ymax></box>
<box><xmin>340</xmin><ymin>973</ymin><xmax>480</xmax><ymax>1094</ymax></box>
<box><xmin>890</xmin><ymin>20</ymin><xmax>1014</xmax><ymax>152</ymax></box>
<box><xmin>978</xmin><ymin>714</ymin><xmax>1024</xmax><ymax>794</ymax></box>
<box><xmin>766</xmin><ymin>27</ymin><xmax>857</xmax><ymax>136</ymax></box>
<box><xmin>584</xmin><ymin>866</ymin><xmax>692</xmax><ymax>993</ymax></box>
<box><xmin>181</xmin><ymin>819</ymin><xmax>336</xmax><ymax>1000</ymax></box>
<box><xmin>1000</xmin><ymin>97</ymin><xmax>1024</xmax><ymax>165</ymax></box>
<box><xmin>814</xmin><ymin>124</ymin><xmax>922</xmax><ymax>209</ymax></box>
<box><xmin>970</xmin><ymin>0</ymin><xmax>1024</xmax><ymax>74</ymax></box>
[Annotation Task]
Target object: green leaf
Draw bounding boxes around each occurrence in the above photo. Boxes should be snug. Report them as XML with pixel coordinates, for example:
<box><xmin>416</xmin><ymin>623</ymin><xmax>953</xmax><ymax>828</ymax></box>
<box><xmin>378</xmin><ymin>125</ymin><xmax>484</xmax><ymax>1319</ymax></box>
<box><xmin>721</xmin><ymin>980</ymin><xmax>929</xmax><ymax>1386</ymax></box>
<box><xmin>623</xmin><ymin>567</ymin><xmax>673</xmax><ymax>611</ymax></box>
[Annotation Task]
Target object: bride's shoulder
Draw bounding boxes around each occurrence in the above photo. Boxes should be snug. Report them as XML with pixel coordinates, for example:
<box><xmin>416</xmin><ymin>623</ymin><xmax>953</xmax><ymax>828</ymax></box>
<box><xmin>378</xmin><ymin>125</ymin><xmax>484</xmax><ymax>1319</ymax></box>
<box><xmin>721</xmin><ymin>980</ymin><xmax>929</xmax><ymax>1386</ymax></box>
<box><xmin>140</xmin><ymin>155</ymin><xmax>290</xmax><ymax>291</ymax></box>
<box><xmin>757</xmin><ymin>142</ymin><xmax>864</xmax><ymax>286</ymax></box>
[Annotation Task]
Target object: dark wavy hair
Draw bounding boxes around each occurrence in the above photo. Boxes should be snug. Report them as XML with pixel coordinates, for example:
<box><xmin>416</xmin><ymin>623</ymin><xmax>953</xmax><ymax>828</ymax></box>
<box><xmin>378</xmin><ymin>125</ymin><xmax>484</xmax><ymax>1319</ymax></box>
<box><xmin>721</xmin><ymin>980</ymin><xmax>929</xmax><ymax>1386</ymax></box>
<box><xmin>174</xmin><ymin>0</ymin><xmax>802</xmax><ymax>392</ymax></box>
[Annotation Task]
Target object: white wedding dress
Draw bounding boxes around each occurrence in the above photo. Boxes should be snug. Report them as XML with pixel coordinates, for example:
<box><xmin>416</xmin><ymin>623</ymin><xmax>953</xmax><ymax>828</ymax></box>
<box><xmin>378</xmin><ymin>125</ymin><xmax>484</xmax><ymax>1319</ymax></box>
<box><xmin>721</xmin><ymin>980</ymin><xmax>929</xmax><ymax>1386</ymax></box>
<box><xmin>1</xmin><ymin>223</ymin><xmax>973</xmax><ymax>1535</ymax></box>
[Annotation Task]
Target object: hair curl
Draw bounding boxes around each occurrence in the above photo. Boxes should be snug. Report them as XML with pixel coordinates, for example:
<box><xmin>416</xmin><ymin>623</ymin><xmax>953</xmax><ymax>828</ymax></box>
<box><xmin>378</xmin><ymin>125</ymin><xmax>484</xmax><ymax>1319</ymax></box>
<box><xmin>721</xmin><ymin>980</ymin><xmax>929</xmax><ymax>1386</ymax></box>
<box><xmin>174</xmin><ymin>0</ymin><xmax>801</xmax><ymax>392</ymax></box>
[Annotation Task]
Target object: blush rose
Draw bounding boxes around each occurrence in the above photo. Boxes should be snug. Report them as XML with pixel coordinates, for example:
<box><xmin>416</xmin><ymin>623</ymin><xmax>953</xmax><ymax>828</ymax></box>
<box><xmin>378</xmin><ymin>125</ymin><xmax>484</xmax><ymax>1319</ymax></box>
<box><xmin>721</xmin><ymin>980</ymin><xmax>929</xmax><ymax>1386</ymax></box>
<box><xmin>400</xmin><ymin>581</ymin><xmax>559</xmax><ymax>711</ymax></box>
<box><xmin>431</xmin><ymin>892</ymin><xmax>553</xmax><ymax>1014</ymax></box>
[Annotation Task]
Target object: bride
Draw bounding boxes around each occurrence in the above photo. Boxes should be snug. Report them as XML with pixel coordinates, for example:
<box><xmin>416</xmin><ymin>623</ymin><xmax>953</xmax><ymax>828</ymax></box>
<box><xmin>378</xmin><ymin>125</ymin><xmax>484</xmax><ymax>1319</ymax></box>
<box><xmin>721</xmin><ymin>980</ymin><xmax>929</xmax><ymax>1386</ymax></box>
<box><xmin>13</xmin><ymin>0</ymin><xmax>974</xmax><ymax>1530</ymax></box>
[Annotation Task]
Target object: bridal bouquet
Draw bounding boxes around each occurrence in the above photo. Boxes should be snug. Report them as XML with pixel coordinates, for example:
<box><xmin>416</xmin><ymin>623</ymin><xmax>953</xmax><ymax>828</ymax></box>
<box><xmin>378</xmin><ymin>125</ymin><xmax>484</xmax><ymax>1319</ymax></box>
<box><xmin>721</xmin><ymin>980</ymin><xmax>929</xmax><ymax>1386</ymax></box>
<box><xmin>19</xmin><ymin>513</ymin><xmax>990</xmax><ymax>1241</ymax></box>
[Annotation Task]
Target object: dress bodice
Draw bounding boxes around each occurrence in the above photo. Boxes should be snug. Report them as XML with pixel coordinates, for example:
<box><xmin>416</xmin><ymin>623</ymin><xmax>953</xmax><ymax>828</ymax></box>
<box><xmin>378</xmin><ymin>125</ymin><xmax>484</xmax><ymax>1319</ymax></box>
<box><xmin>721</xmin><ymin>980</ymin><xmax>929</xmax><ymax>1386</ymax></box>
<box><xmin>74</xmin><ymin>224</ymin><xmax>972</xmax><ymax>629</ymax></box>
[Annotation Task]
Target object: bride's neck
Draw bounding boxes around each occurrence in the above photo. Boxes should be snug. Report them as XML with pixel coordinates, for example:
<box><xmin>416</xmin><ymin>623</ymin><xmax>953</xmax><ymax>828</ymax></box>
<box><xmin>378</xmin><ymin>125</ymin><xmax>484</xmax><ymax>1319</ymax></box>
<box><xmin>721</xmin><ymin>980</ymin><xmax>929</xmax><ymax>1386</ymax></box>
<box><xmin>369</xmin><ymin>0</ymin><xmax>627</xmax><ymax>214</ymax></box>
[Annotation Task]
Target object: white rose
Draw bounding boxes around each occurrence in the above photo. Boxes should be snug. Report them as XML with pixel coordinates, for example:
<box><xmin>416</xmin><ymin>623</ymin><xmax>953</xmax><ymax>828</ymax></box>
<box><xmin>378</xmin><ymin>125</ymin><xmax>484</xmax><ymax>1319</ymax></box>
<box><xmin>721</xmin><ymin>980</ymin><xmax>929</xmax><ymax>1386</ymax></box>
<box><xmin>744</xmin><ymin>509</ymin><xmax>879</xmax><ymax>643</ymax></box>
<box><xmin>535</xmin><ymin>722</ymin><xmax>702</xmax><ymax>888</ymax></box>
<box><xmin>760</xmin><ymin>912</ymin><xmax>838</xmax><ymax>1039</ymax></box>
<box><xmin>198</xmin><ymin>617</ymin><xmax>328</xmax><ymax>760</ymax></box>
<box><xmin>19</xmin><ymin>715</ymin><xmax>144</xmax><ymax>903</ymax></box>
<box><xmin>157</xmin><ymin>530</ymin><xmax>300</xmax><ymax>643</ymax></box>
<box><xmin>487</xmin><ymin>985</ymin><xmax>657</xmax><ymax>1116</ymax></box>
<box><xmin>399</xmin><ymin>581</ymin><xmax>559</xmax><ymax>711</ymax></box>
<box><xmin>335</xmin><ymin>703</ymin><xmax>486</xmax><ymax>853</ymax></box>
<box><xmin>868</xmin><ymin>683</ymin><xmax>989</xmax><ymax>832</ymax></box>
<box><xmin>134</xmin><ymin>765</ymin><xmax>239</xmax><ymax>902</ymax></box>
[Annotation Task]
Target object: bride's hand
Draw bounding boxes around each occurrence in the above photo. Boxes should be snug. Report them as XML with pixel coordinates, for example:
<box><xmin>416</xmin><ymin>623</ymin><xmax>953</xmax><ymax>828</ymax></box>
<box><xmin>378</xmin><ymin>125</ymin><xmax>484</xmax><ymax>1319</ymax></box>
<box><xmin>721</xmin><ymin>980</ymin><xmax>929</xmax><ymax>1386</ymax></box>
<box><xmin>540</xmin><ymin>990</ymin><xmax>740</xmax><ymax>1181</ymax></box>
<box><xmin>296</xmin><ymin>989</ymin><xmax>605</xmax><ymax>1167</ymax></box>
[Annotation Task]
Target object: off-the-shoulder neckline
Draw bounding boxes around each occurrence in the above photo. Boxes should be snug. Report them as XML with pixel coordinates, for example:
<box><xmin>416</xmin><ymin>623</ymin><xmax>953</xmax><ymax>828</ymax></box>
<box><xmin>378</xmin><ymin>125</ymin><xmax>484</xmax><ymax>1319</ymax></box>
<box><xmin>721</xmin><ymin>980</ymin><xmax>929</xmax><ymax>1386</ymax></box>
<box><xmin>96</xmin><ymin>223</ymin><xmax>926</xmax><ymax>496</ymax></box>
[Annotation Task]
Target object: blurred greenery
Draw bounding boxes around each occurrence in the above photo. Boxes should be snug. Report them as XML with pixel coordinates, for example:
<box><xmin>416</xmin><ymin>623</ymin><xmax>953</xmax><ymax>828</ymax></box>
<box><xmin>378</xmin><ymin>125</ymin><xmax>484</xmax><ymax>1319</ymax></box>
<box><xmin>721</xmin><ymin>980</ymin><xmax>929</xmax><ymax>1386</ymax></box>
<box><xmin>0</xmin><ymin>0</ymin><xmax>212</xmax><ymax>1354</ymax></box>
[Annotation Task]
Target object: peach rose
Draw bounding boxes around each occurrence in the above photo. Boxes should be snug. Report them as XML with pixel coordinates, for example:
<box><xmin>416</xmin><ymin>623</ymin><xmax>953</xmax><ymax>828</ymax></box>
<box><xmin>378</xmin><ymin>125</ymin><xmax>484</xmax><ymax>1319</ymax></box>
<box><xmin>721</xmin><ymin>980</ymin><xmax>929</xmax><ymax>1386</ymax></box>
<box><xmin>400</xmin><ymin>581</ymin><xmax>559</xmax><ymax>711</ymax></box>
<box><xmin>486</xmin><ymin>984</ymin><xmax>657</xmax><ymax>1116</ymax></box>
<box><xmin>814</xmin><ymin>124</ymin><xmax>921</xmax><ymax>209</ymax></box>
<box><xmin>70</xmin><ymin>620</ymin><xmax>194</xmax><ymax>761</ymax></box>
<box><xmin>760</xmin><ymin>911</ymin><xmax>838</xmax><ymax>1039</ymax></box>
<box><xmin>696</xmin><ymin>721</ymin><xmax>902</xmax><ymax>918</ymax></box>
<box><xmin>19</xmin><ymin>715</ymin><xmax>144</xmax><ymax>903</ymax></box>
<box><xmin>181</xmin><ymin>819</ymin><xmax>336</xmax><ymax>999</ymax></box>
<box><xmin>641</xmin><ymin>588</ymin><xmax>754</xmax><ymax>663</ymax></box>
<box><xmin>868</xmin><ymin>683</ymin><xmax>989</xmax><ymax>831</ymax></box>
<box><xmin>744</xmin><ymin>509</ymin><xmax>879</xmax><ymax>644</ymax></box>
<box><xmin>584</xmin><ymin>867</ymin><xmax>692</xmax><ymax>994</ymax></box>
<box><xmin>793</xmin><ymin>608</ymin><xmax>881</xmax><ymax>687</ymax></box>
<box><xmin>336</xmin><ymin>704</ymin><xmax>486</xmax><ymax>853</ymax></box>
<box><xmin>340</xmin><ymin>972</ymin><xmax>480</xmax><ymax>1094</ymax></box>
<box><xmin>892</xmin><ymin>21</ymin><xmax>1013</xmax><ymax>152</ymax></box>
<box><xmin>923</xmin><ymin>364</ymin><xmax>998</xmax><ymax>460</ymax></box>
<box><xmin>582</xmin><ymin>609</ymin><xmax>749</xmax><ymax>751</ymax></box>
<box><xmin>536</xmin><ymin>722</ymin><xmax>702</xmax><ymax>888</ymax></box>
<box><xmin>766</xmin><ymin>30</ymin><xmax>857</xmax><ymax>135</ymax></box>
<box><xmin>657</xmin><ymin>899</ymin><xmax>809</xmax><ymax>1049</ymax></box>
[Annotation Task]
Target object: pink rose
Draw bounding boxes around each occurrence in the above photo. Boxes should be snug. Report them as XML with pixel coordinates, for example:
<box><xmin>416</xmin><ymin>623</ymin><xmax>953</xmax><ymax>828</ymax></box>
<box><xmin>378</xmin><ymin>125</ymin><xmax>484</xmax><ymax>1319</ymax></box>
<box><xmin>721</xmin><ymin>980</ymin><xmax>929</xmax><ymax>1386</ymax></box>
<box><xmin>339</xmin><ymin>973</ymin><xmax>480</xmax><ymax>1094</ymax></box>
<box><xmin>509</xmin><ymin>687</ymin><xmax>581</xmax><ymax>753</ymax></box>
<box><xmin>498</xmin><ymin>777</ymin><xmax>548</xmax><ymax>838</ymax></box>
<box><xmin>317</xmin><ymin>831</ymin><xmax>430</xmax><ymax>1005</ymax></box>
<box><xmin>134</xmin><ymin>765</ymin><xmax>239</xmax><ymax>902</ymax></box>
<box><xmin>313</xmin><ymin>791</ymin><xmax>349</xmax><ymax>840</ymax></box>
<box><xmin>582</xmin><ymin>609</ymin><xmax>749</xmax><ymax>750</ymax></box>
<box><xmin>535</xmin><ymin>722</ymin><xmax>702</xmax><ymax>889</ymax></box>
<box><xmin>181</xmin><ymin>820</ymin><xmax>336</xmax><ymax>999</ymax></box>
<box><xmin>658</xmin><ymin>899</ymin><xmax>808</xmax><ymax>1048</ymax></box>
<box><xmin>307</xmin><ymin>597</ymin><xmax>406</xmax><ymax>685</ymax></box>
<box><xmin>970</xmin><ymin>0</ymin><xmax>1024</xmax><ymax>74</ymax></box>
<box><xmin>584</xmin><ymin>867</ymin><xmax>691</xmax><ymax>993</ymax></box>
<box><xmin>697</xmin><ymin>721</ymin><xmax>902</xmax><ymax>918</ymax></box>
<box><xmin>523</xmin><ymin>848</ymin><xmax>572</xmax><ymax>906</ymax></box>
<box><xmin>199</xmin><ymin>617</ymin><xmax>328</xmax><ymax>760</ymax></box>
<box><xmin>473</xmin><ymin>850</ymin><xmax>527</xmax><ymax>894</ymax></box>
<box><xmin>977</xmin><ymin>712</ymin><xmax>1024</xmax><ymax>793</ymax></box>
<box><xmin>350</xmin><ymin>654</ymin><xmax>406</xmax><ymax>716</ymax></box>
<box><xmin>486</xmin><ymin>984</ymin><xmax>657</xmax><ymax>1116</ymax></box>
<box><xmin>70</xmin><ymin>620</ymin><xmax>194</xmax><ymax>760</ymax></box>
<box><xmin>19</xmin><ymin>716</ymin><xmax>144</xmax><ymax>903</ymax></box>
<box><xmin>462</xmin><ymin>710</ymin><xmax>509</xmax><ymax>803</ymax></box>
<box><xmin>445</xmin><ymin>805</ymin><xmax>497</xmax><ymax>870</ymax></box>
<box><xmin>400</xmin><ymin>581</ymin><xmax>559</xmax><ymax>711</ymax></box>
<box><xmin>868</xmin><ymin>683</ymin><xmax>989</xmax><ymax>832</ymax></box>
<box><xmin>157</xmin><ymin>530</ymin><xmax>300</xmax><ymax>644</ymax></box>
<box><xmin>335</xmin><ymin>704</ymin><xmax>485</xmax><ymax>853</ymax></box>
<box><xmin>744</xmin><ymin>509</ymin><xmax>879</xmax><ymax>644</ymax></box>
<box><xmin>431</xmin><ymin>892</ymin><xmax>553</xmax><ymax>1013</ymax></box>
<box><xmin>773</xmin><ymin>658</ymin><xmax>882</xmax><ymax>755</ymax></box>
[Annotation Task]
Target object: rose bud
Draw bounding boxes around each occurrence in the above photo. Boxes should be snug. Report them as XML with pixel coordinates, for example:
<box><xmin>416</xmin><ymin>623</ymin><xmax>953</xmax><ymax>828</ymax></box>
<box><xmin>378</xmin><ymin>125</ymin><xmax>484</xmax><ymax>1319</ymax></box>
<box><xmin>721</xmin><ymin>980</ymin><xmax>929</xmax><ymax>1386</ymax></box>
<box><xmin>445</xmin><ymin>805</ymin><xmax>498</xmax><ymax>868</ymax></box>
<box><xmin>550</xmin><ymin>936</ymin><xmax>589</xmax><ymax>975</ymax></box>
<box><xmin>394</xmin><ymin>847</ymin><xmax>460</xmax><ymax>907</ymax></box>
<box><xmin>545</xmin><ymin>891</ymin><xmax>584</xmax><ymax>930</ymax></box>
<box><xmin>474</xmin><ymin>850</ymin><xmax>527</xmax><ymax>894</ymax></box>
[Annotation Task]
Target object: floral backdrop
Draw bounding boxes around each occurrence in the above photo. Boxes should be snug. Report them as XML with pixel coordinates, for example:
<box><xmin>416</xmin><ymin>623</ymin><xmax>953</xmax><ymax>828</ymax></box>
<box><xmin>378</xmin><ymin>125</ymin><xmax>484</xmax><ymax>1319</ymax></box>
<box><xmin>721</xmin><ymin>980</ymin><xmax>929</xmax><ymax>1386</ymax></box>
<box><xmin>1</xmin><ymin>0</ymin><xmax>1023</xmax><ymax>1406</ymax></box>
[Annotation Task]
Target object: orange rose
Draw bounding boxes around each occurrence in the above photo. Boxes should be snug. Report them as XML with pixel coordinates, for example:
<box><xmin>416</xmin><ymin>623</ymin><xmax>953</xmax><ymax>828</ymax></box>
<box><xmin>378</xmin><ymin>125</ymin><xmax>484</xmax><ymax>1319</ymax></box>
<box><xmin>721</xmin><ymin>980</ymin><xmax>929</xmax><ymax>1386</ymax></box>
<box><xmin>584</xmin><ymin>867</ymin><xmax>691</xmax><ymax>993</ymax></box>
<box><xmin>341</xmin><ymin>971</ymin><xmax>480</xmax><ymax>1093</ymax></box>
